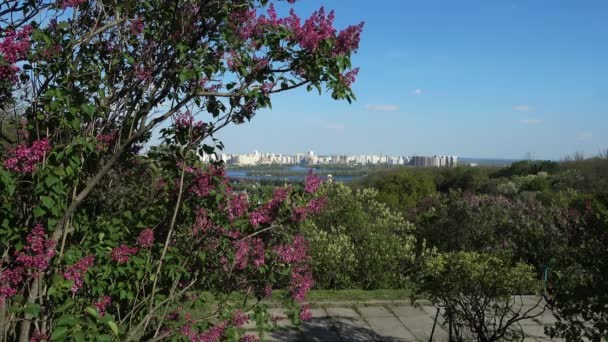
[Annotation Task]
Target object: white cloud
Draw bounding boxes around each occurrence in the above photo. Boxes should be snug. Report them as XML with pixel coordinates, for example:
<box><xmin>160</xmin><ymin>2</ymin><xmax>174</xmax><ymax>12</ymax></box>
<box><xmin>412</xmin><ymin>89</ymin><xmax>423</xmax><ymax>95</ymax></box>
<box><xmin>520</xmin><ymin>119</ymin><xmax>542</xmax><ymax>125</ymax></box>
<box><xmin>577</xmin><ymin>131</ymin><xmax>593</xmax><ymax>141</ymax></box>
<box><xmin>514</xmin><ymin>104</ymin><xmax>534</xmax><ymax>112</ymax></box>
<box><xmin>365</xmin><ymin>104</ymin><xmax>399</xmax><ymax>112</ymax></box>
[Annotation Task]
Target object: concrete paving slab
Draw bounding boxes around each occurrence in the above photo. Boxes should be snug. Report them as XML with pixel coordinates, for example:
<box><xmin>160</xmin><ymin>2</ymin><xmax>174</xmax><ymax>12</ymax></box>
<box><xmin>359</xmin><ymin>306</ymin><xmax>396</xmax><ymax>318</ymax></box>
<box><xmin>365</xmin><ymin>315</ymin><xmax>418</xmax><ymax>341</ymax></box>
<box><xmin>391</xmin><ymin>305</ymin><xmax>449</xmax><ymax>341</ymax></box>
<box><xmin>326</xmin><ymin>307</ymin><xmax>377</xmax><ymax>341</ymax></box>
<box><xmin>301</xmin><ymin>317</ymin><xmax>341</xmax><ymax>342</ymax></box>
<box><xmin>265</xmin><ymin>327</ymin><xmax>301</xmax><ymax>341</ymax></box>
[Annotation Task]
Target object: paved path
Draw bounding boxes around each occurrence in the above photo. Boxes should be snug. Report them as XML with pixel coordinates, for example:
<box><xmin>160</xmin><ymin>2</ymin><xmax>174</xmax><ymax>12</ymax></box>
<box><xmin>243</xmin><ymin>297</ymin><xmax>562</xmax><ymax>341</ymax></box>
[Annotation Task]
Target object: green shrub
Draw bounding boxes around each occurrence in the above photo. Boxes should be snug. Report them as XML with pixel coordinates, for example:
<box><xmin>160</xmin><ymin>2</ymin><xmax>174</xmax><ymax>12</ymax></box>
<box><xmin>416</xmin><ymin>252</ymin><xmax>543</xmax><ymax>342</ymax></box>
<box><xmin>305</xmin><ymin>183</ymin><xmax>417</xmax><ymax>289</ymax></box>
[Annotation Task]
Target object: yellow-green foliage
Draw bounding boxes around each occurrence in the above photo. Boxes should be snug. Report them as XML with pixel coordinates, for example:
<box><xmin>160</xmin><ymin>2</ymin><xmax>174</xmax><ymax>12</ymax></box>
<box><xmin>306</xmin><ymin>183</ymin><xmax>417</xmax><ymax>289</ymax></box>
<box><xmin>422</xmin><ymin>252</ymin><xmax>540</xmax><ymax>299</ymax></box>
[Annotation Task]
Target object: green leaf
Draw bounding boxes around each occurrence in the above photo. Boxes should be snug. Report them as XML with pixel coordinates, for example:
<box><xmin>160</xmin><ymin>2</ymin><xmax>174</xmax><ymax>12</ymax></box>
<box><xmin>84</xmin><ymin>306</ymin><xmax>100</xmax><ymax>319</ymax></box>
<box><xmin>40</xmin><ymin>196</ymin><xmax>55</xmax><ymax>209</ymax></box>
<box><xmin>51</xmin><ymin>327</ymin><xmax>69</xmax><ymax>341</ymax></box>
<box><xmin>45</xmin><ymin>174</ymin><xmax>60</xmax><ymax>187</ymax></box>
<box><xmin>23</xmin><ymin>303</ymin><xmax>41</xmax><ymax>317</ymax></box>
<box><xmin>107</xmin><ymin>321</ymin><xmax>119</xmax><ymax>336</ymax></box>
<box><xmin>33</xmin><ymin>207</ymin><xmax>46</xmax><ymax>218</ymax></box>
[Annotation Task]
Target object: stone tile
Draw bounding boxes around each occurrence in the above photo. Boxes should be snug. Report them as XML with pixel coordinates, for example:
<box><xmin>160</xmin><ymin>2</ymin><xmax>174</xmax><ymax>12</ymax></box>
<box><xmin>301</xmin><ymin>317</ymin><xmax>341</xmax><ymax>342</ymax></box>
<box><xmin>326</xmin><ymin>307</ymin><xmax>362</xmax><ymax>319</ymax></box>
<box><xmin>365</xmin><ymin>315</ymin><xmax>418</xmax><ymax>341</ymax></box>
<box><xmin>265</xmin><ymin>327</ymin><xmax>301</xmax><ymax>341</ymax></box>
<box><xmin>391</xmin><ymin>305</ymin><xmax>449</xmax><ymax>341</ymax></box>
<box><xmin>359</xmin><ymin>306</ymin><xmax>395</xmax><ymax>318</ymax></box>
<box><xmin>269</xmin><ymin>308</ymin><xmax>292</xmax><ymax>328</ymax></box>
<box><xmin>326</xmin><ymin>307</ymin><xmax>376</xmax><ymax>342</ymax></box>
<box><xmin>522</xmin><ymin>324</ymin><xmax>548</xmax><ymax>338</ymax></box>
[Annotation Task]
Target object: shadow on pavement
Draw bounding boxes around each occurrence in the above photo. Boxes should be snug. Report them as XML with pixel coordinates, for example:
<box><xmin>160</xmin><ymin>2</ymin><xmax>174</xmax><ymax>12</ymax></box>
<box><xmin>268</xmin><ymin>316</ymin><xmax>407</xmax><ymax>342</ymax></box>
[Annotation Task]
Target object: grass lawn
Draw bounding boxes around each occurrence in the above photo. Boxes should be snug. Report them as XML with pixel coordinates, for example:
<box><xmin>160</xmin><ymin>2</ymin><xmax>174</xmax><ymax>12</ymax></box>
<box><xmin>305</xmin><ymin>288</ymin><xmax>413</xmax><ymax>302</ymax></box>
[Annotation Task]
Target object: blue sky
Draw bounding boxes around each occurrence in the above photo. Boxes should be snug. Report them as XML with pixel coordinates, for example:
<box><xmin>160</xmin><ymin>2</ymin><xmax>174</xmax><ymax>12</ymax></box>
<box><xmin>216</xmin><ymin>0</ymin><xmax>608</xmax><ymax>160</ymax></box>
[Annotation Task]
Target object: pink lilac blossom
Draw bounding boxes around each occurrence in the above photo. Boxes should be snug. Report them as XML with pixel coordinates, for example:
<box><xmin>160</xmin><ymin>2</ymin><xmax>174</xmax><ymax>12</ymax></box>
<box><xmin>30</xmin><ymin>330</ymin><xmax>48</xmax><ymax>342</ymax></box>
<box><xmin>290</xmin><ymin>265</ymin><xmax>314</xmax><ymax>302</ymax></box>
<box><xmin>0</xmin><ymin>25</ymin><xmax>32</xmax><ymax>85</ymax></box>
<box><xmin>228</xmin><ymin>3</ymin><xmax>361</xmax><ymax>57</ymax></box>
<box><xmin>297</xmin><ymin>7</ymin><xmax>336</xmax><ymax>51</ymax></box>
<box><xmin>304</xmin><ymin>169</ymin><xmax>323</xmax><ymax>194</ymax></box>
<box><xmin>3</xmin><ymin>138</ymin><xmax>51</xmax><ymax>174</ymax></box>
<box><xmin>333</xmin><ymin>22</ymin><xmax>365</xmax><ymax>56</ymax></box>
<box><xmin>109</xmin><ymin>244</ymin><xmax>138</xmax><ymax>264</ymax></box>
<box><xmin>15</xmin><ymin>224</ymin><xmax>56</xmax><ymax>273</ymax></box>
<box><xmin>191</xmin><ymin>208</ymin><xmax>214</xmax><ymax>235</ymax></box>
<box><xmin>193</xmin><ymin>321</ymin><xmax>227</xmax><ymax>342</ymax></box>
<box><xmin>228</xmin><ymin>193</ymin><xmax>249</xmax><ymax>221</ymax></box>
<box><xmin>135</xmin><ymin>64</ymin><xmax>153</xmax><ymax>82</ymax></box>
<box><xmin>39</xmin><ymin>44</ymin><xmax>62</xmax><ymax>60</ymax></box>
<box><xmin>299</xmin><ymin>304</ymin><xmax>313</xmax><ymax>321</ymax></box>
<box><xmin>0</xmin><ymin>267</ymin><xmax>24</xmax><ymax>298</ymax></box>
<box><xmin>307</xmin><ymin>196</ymin><xmax>328</xmax><ymax>214</ymax></box>
<box><xmin>137</xmin><ymin>229</ymin><xmax>154</xmax><ymax>248</ymax></box>
<box><xmin>251</xmin><ymin>238</ymin><xmax>265</xmax><ymax>268</ymax></box>
<box><xmin>62</xmin><ymin>255</ymin><xmax>95</xmax><ymax>293</ymax></box>
<box><xmin>248</xmin><ymin>187</ymin><xmax>290</xmax><ymax>228</ymax></box>
<box><xmin>231</xmin><ymin>309</ymin><xmax>249</xmax><ymax>327</ymax></box>
<box><xmin>95</xmin><ymin>132</ymin><xmax>117</xmax><ymax>151</ymax></box>
<box><xmin>291</xmin><ymin>206</ymin><xmax>308</xmax><ymax>223</ymax></box>
<box><xmin>94</xmin><ymin>296</ymin><xmax>112</xmax><ymax>316</ymax></box>
<box><xmin>260</xmin><ymin>82</ymin><xmax>273</xmax><ymax>94</ymax></box>
<box><xmin>233</xmin><ymin>240</ymin><xmax>250</xmax><ymax>270</ymax></box>
<box><xmin>180</xmin><ymin>324</ymin><xmax>196</xmax><ymax>339</ymax></box>
<box><xmin>130</xmin><ymin>18</ymin><xmax>144</xmax><ymax>35</ymax></box>
<box><xmin>264</xmin><ymin>285</ymin><xmax>273</xmax><ymax>298</ymax></box>
<box><xmin>240</xmin><ymin>335</ymin><xmax>259</xmax><ymax>342</ymax></box>
<box><xmin>274</xmin><ymin>234</ymin><xmax>308</xmax><ymax>264</ymax></box>
<box><xmin>188</xmin><ymin>165</ymin><xmax>227</xmax><ymax>197</ymax></box>
<box><xmin>340</xmin><ymin>67</ymin><xmax>359</xmax><ymax>87</ymax></box>
<box><xmin>58</xmin><ymin>0</ymin><xmax>87</xmax><ymax>9</ymax></box>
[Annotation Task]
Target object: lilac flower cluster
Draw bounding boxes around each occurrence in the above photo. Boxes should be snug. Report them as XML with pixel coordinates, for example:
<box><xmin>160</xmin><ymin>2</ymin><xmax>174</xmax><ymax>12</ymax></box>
<box><xmin>299</xmin><ymin>304</ymin><xmax>313</xmax><ymax>321</ymax></box>
<box><xmin>0</xmin><ymin>25</ymin><xmax>32</xmax><ymax>85</ymax></box>
<box><xmin>62</xmin><ymin>255</ymin><xmax>95</xmax><ymax>293</ymax></box>
<box><xmin>188</xmin><ymin>166</ymin><xmax>227</xmax><ymax>197</ymax></box>
<box><xmin>58</xmin><ymin>0</ymin><xmax>87</xmax><ymax>9</ymax></box>
<box><xmin>228</xmin><ymin>4</ymin><xmax>363</xmax><ymax>57</ymax></box>
<box><xmin>95</xmin><ymin>132</ymin><xmax>117</xmax><ymax>151</ymax></box>
<box><xmin>274</xmin><ymin>234</ymin><xmax>308</xmax><ymax>264</ymax></box>
<box><xmin>137</xmin><ymin>228</ymin><xmax>154</xmax><ymax>248</ymax></box>
<box><xmin>0</xmin><ymin>225</ymin><xmax>54</xmax><ymax>298</ymax></box>
<box><xmin>130</xmin><ymin>18</ymin><xmax>144</xmax><ymax>35</ymax></box>
<box><xmin>110</xmin><ymin>244</ymin><xmax>138</xmax><ymax>264</ymax></box>
<box><xmin>94</xmin><ymin>296</ymin><xmax>112</xmax><ymax>316</ymax></box>
<box><xmin>0</xmin><ymin>268</ymin><xmax>23</xmax><ymax>298</ymax></box>
<box><xmin>3</xmin><ymin>138</ymin><xmax>51</xmax><ymax>173</ymax></box>
<box><xmin>191</xmin><ymin>208</ymin><xmax>215</xmax><ymax>236</ymax></box>
<box><xmin>182</xmin><ymin>321</ymin><xmax>227</xmax><ymax>342</ymax></box>
<box><xmin>249</xmin><ymin>187</ymin><xmax>291</xmax><ymax>228</ymax></box>
<box><xmin>307</xmin><ymin>196</ymin><xmax>328</xmax><ymax>214</ymax></box>
<box><xmin>240</xmin><ymin>335</ymin><xmax>259</xmax><ymax>342</ymax></box>
<box><xmin>231</xmin><ymin>309</ymin><xmax>249</xmax><ymax>327</ymax></box>
<box><xmin>228</xmin><ymin>193</ymin><xmax>249</xmax><ymax>221</ymax></box>
<box><xmin>251</xmin><ymin>238</ymin><xmax>265</xmax><ymax>268</ymax></box>
<box><xmin>304</xmin><ymin>169</ymin><xmax>323</xmax><ymax>193</ymax></box>
<box><xmin>15</xmin><ymin>224</ymin><xmax>56</xmax><ymax>273</ymax></box>
<box><xmin>290</xmin><ymin>265</ymin><xmax>314</xmax><ymax>303</ymax></box>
